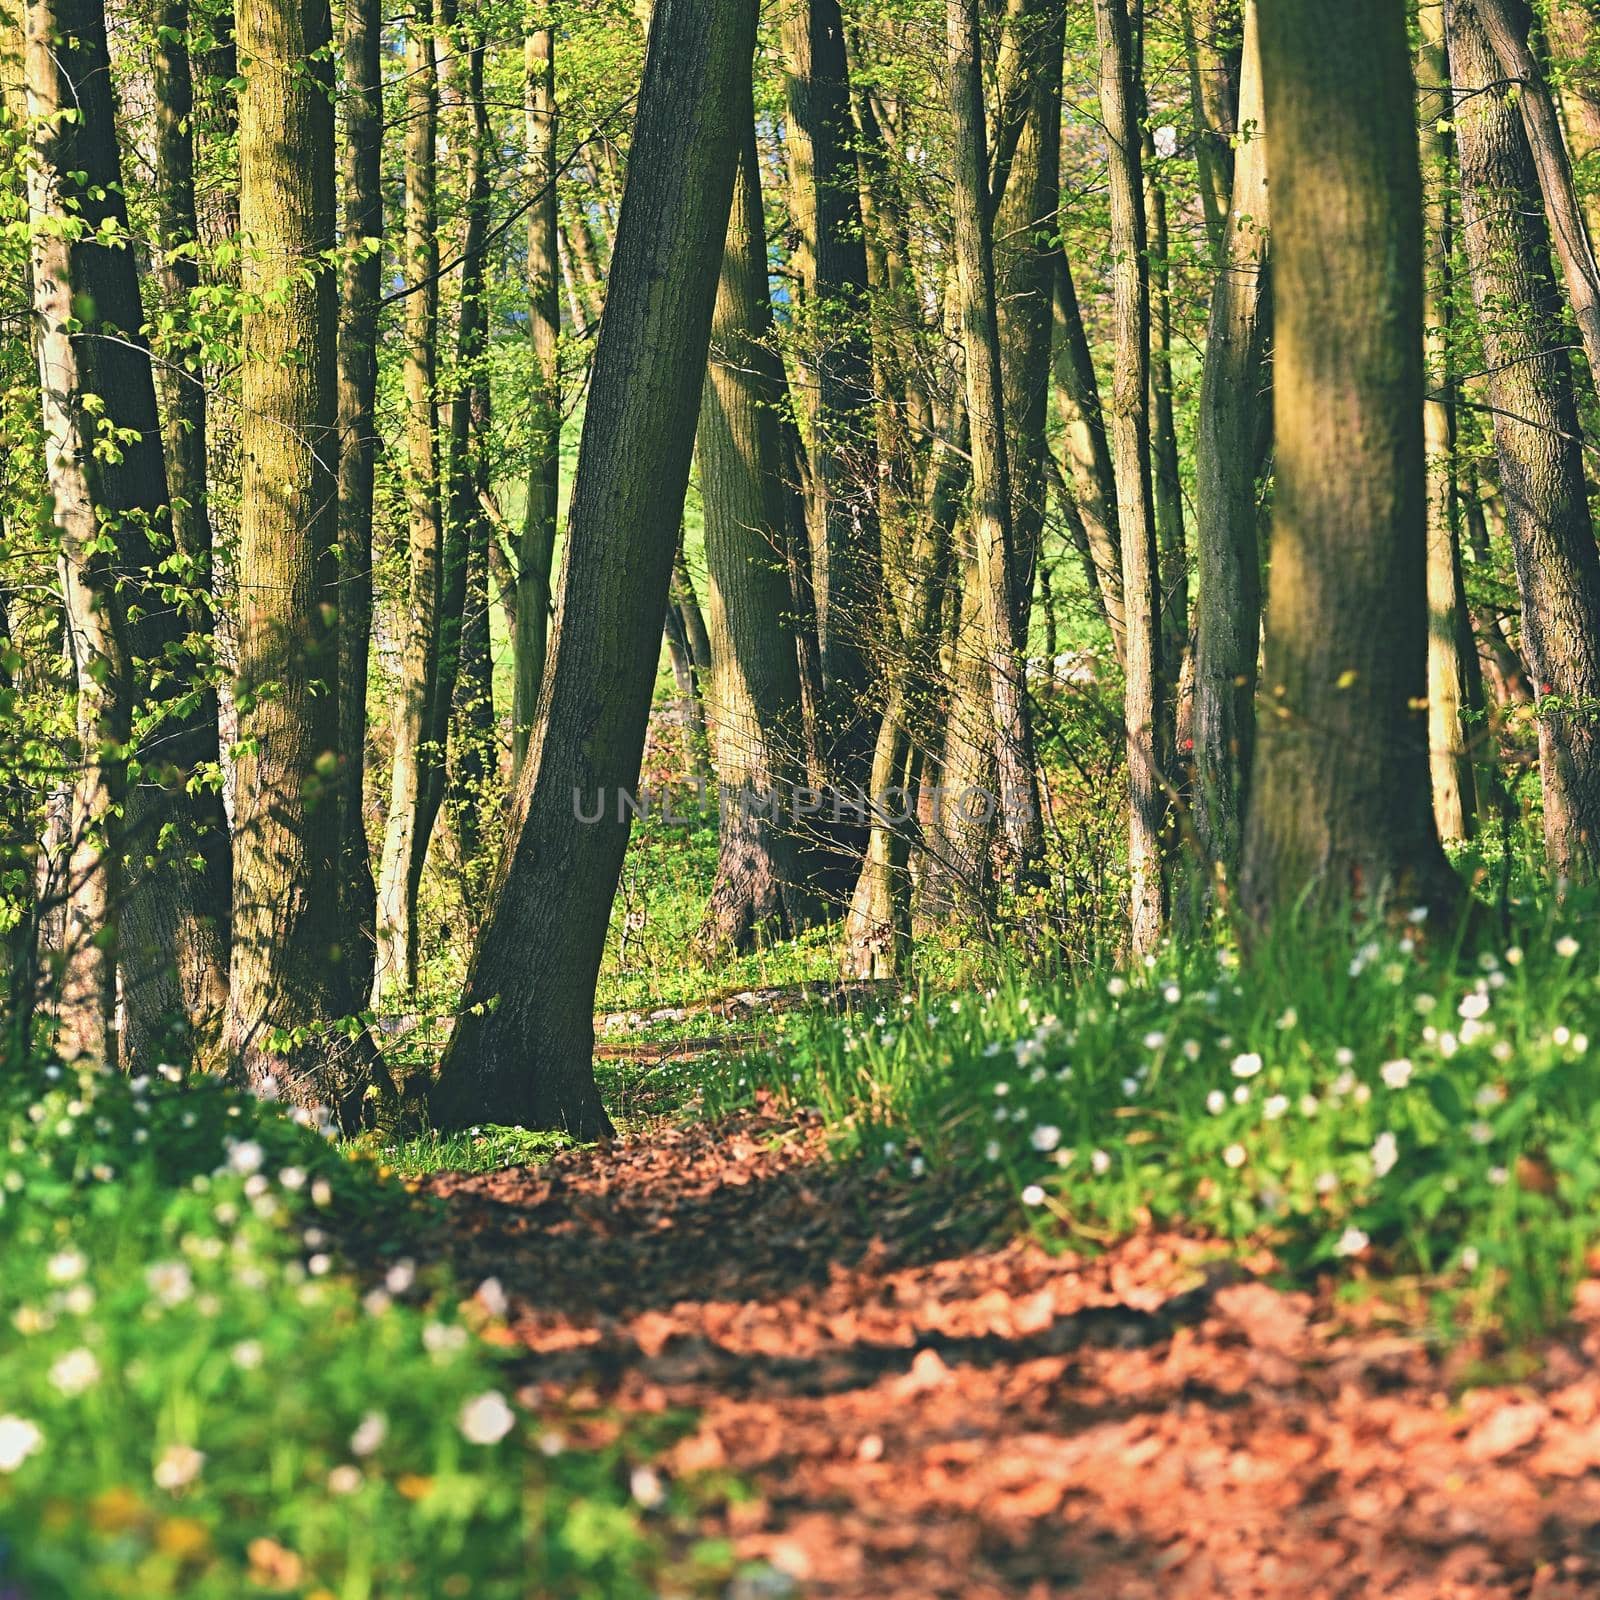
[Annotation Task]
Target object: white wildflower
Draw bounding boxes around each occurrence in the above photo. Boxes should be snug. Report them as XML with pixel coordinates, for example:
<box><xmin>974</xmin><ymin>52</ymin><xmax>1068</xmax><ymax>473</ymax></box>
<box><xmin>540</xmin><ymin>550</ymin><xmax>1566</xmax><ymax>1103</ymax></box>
<box><xmin>459</xmin><ymin>1391</ymin><xmax>517</xmax><ymax>1446</ymax></box>
<box><xmin>1231</xmin><ymin>1052</ymin><xmax>1263</xmax><ymax>1079</ymax></box>
<box><xmin>1223</xmin><ymin>1144</ymin><xmax>1247</xmax><ymax>1169</ymax></box>
<box><xmin>1030</xmin><ymin>1124</ymin><xmax>1062</xmax><ymax>1153</ymax></box>
<box><xmin>153</xmin><ymin>1443</ymin><xmax>205</xmax><ymax>1490</ymax></box>
<box><xmin>48</xmin><ymin>1348</ymin><xmax>99</xmax><ymax>1397</ymax></box>
<box><xmin>1370</xmin><ymin>1132</ymin><xmax>1399</xmax><ymax>1178</ymax></box>
<box><xmin>0</xmin><ymin>1417</ymin><xmax>43</xmax><ymax>1473</ymax></box>
<box><xmin>1334</xmin><ymin>1227</ymin><xmax>1369</xmax><ymax>1258</ymax></box>
<box><xmin>1380</xmin><ymin>1059</ymin><xmax>1413</xmax><ymax>1090</ymax></box>
<box><xmin>1020</xmin><ymin>1184</ymin><xmax>1046</xmax><ymax>1207</ymax></box>
<box><xmin>350</xmin><ymin>1412</ymin><xmax>387</xmax><ymax>1457</ymax></box>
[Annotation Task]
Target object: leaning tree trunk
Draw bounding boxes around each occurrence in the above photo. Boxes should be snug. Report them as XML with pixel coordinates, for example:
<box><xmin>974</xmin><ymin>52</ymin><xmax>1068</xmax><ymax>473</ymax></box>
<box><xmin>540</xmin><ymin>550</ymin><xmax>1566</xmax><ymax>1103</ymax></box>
<box><xmin>1548</xmin><ymin>0</ymin><xmax>1600</xmax><ymax>240</ymax></box>
<box><xmin>949</xmin><ymin>0</ymin><xmax>1044</xmax><ymax>875</ymax></box>
<box><xmin>428</xmin><ymin>0</ymin><xmax>756</xmax><ymax>1136</ymax></box>
<box><xmin>1241</xmin><ymin>0</ymin><xmax>1458</xmax><ymax>924</ymax></box>
<box><xmin>233</xmin><ymin>0</ymin><xmax>384</xmax><ymax>1115</ymax></box>
<box><xmin>335</xmin><ymin>0</ymin><xmax>383</xmax><ymax>1002</ymax></box>
<box><xmin>1450</xmin><ymin>0</ymin><xmax>1600</xmax><ymax>884</ymax></box>
<box><xmin>696</xmin><ymin>94</ymin><xmax>827</xmax><ymax>956</ymax></box>
<box><xmin>1051</xmin><ymin>253</ymin><xmax>1126</xmax><ymax>659</ymax></box>
<box><xmin>514</xmin><ymin>25</ymin><xmax>561</xmax><ymax>772</ymax></box>
<box><xmin>1096</xmin><ymin>0</ymin><xmax>1168</xmax><ymax>954</ymax></box>
<box><xmin>29</xmin><ymin>0</ymin><xmax>231</xmax><ymax>1068</ymax></box>
<box><xmin>372</xmin><ymin>2</ymin><xmax>444</xmax><ymax>1006</ymax></box>
<box><xmin>1473</xmin><ymin>0</ymin><xmax>1600</xmax><ymax>385</ymax></box>
<box><xmin>1191</xmin><ymin>0</ymin><xmax>1268</xmax><ymax>890</ymax></box>
<box><xmin>1179</xmin><ymin>0</ymin><xmax>1241</xmax><ymax>256</ymax></box>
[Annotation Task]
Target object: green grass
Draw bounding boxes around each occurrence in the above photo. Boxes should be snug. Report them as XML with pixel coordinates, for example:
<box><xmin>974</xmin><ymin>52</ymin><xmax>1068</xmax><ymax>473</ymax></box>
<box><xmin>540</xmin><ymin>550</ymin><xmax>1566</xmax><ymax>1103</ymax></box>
<box><xmin>0</xmin><ymin>1055</ymin><xmax>726</xmax><ymax>1598</ymax></box>
<box><xmin>695</xmin><ymin>900</ymin><xmax>1600</xmax><ymax>1338</ymax></box>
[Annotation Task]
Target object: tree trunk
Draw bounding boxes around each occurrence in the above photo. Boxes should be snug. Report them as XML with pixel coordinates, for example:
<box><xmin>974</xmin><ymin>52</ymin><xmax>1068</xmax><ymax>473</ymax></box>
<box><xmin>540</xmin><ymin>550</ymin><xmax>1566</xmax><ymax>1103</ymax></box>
<box><xmin>1473</xmin><ymin>0</ymin><xmax>1600</xmax><ymax>385</ymax></box>
<box><xmin>949</xmin><ymin>0</ymin><xmax>1044</xmax><ymax>874</ymax></box>
<box><xmin>373</xmin><ymin>3</ymin><xmax>444</xmax><ymax>1005</ymax></box>
<box><xmin>1096</xmin><ymin>0</ymin><xmax>1168</xmax><ymax>954</ymax></box>
<box><xmin>782</xmin><ymin>0</ymin><xmax>878</xmax><ymax>790</ymax></box>
<box><xmin>1191</xmin><ymin>0</ymin><xmax>1268</xmax><ymax>888</ymax></box>
<box><xmin>1051</xmin><ymin>253</ymin><xmax>1126</xmax><ymax>659</ymax></box>
<box><xmin>29</xmin><ymin>0</ymin><xmax>231</xmax><ymax>1068</ymax></box>
<box><xmin>1420</xmin><ymin>0</ymin><xmax>1478</xmax><ymax>845</ymax></box>
<box><xmin>1548</xmin><ymin>0</ymin><xmax>1600</xmax><ymax>243</ymax></box>
<box><xmin>428</xmin><ymin>0</ymin><xmax>756</xmax><ymax>1136</ymax></box>
<box><xmin>1179</xmin><ymin>0</ymin><xmax>1241</xmax><ymax>255</ymax></box>
<box><xmin>515</xmin><ymin>25</ymin><xmax>561</xmax><ymax>771</ymax></box>
<box><xmin>1241</xmin><ymin>0</ymin><xmax>1458</xmax><ymax>923</ymax></box>
<box><xmin>696</xmin><ymin>96</ymin><xmax>828</xmax><ymax>955</ymax></box>
<box><xmin>1450</xmin><ymin>0</ymin><xmax>1600</xmax><ymax>883</ymax></box>
<box><xmin>994</xmin><ymin>0</ymin><xmax>1064</xmax><ymax>605</ymax></box>
<box><xmin>335</xmin><ymin>0</ymin><xmax>383</xmax><ymax>1002</ymax></box>
<box><xmin>233</xmin><ymin>0</ymin><xmax>383</xmax><ymax>1114</ymax></box>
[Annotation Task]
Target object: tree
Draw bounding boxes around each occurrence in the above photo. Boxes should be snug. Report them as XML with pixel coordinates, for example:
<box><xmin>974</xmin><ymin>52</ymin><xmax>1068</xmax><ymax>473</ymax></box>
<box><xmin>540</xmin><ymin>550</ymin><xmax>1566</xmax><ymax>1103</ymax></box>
<box><xmin>1449</xmin><ymin>0</ymin><xmax>1600</xmax><ymax>883</ymax></box>
<box><xmin>1095</xmin><ymin>0</ymin><xmax>1167</xmax><ymax>953</ymax></box>
<box><xmin>1191</xmin><ymin>0</ymin><xmax>1268</xmax><ymax>888</ymax></box>
<box><xmin>232</xmin><ymin>0</ymin><xmax>382</xmax><ymax>1113</ymax></box>
<box><xmin>948</xmin><ymin>0</ymin><xmax>1044</xmax><ymax>876</ymax></box>
<box><xmin>428</xmin><ymin>0</ymin><xmax>757</xmax><ymax>1135</ymax></box>
<box><xmin>696</xmin><ymin>90</ymin><xmax>826</xmax><ymax>954</ymax></box>
<box><xmin>514</xmin><ymin>24</ymin><xmax>560</xmax><ymax>771</ymax></box>
<box><xmin>1419</xmin><ymin>0</ymin><xmax>1479</xmax><ymax>844</ymax></box>
<box><xmin>372</xmin><ymin>1</ymin><xmax>443</xmax><ymax>1005</ymax></box>
<box><xmin>782</xmin><ymin>0</ymin><xmax>878</xmax><ymax>788</ymax></box>
<box><xmin>28</xmin><ymin>0</ymin><xmax>230</xmax><ymax>1066</ymax></box>
<box><xmin>335</xmin><ymin>0</ymin><xmax>384</xmax><ymax>1000</ymax></box>
<box><xmin>1241</xmin><ymin>0</ymin><xmax>1457</xmax><ymax>922</ymax></box>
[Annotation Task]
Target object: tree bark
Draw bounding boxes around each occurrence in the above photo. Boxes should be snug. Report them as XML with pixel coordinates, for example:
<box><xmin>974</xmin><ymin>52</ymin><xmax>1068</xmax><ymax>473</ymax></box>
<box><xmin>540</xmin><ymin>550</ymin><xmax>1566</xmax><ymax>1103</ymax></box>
<box><xmin>1051</xmin><ymin>253</ymin><xmax>1126</xmax><ymax>659</ymax></box>
<box><xmin>1450</xmin><ymin>0</ymin><xmax>1600</xmax><ymax>883</ymax></box>
<box><xmin>1096</xmin><ymin>0</ymin><xmax>1168</xmax><ymax>954</ymax></box>
<box><xmin>1191</xmin><ymin>0</ymin><xmax>1268</xmax><ymax>888</ymax></box>
<box><xmin>372</xmin><ymin>3</ymin><xmax>444</xmax><ymax>1005</ymax></box>
<box><xmin>335</xmin><ymin>0</ymin><xmax>383</xmax><ymax>1002</ymax></box>
<box><xmin>1473</xmin><ymin>0</ymin><xmax>1600</xmax><ymax>386</ymax></box>
<box><xmin>515</xmin><ymin>26</ymin><xmax>561</xmax><ymax>772</ymax></box>
<box><xmin>1179</xmin><ymin>0</ymin><xmax>1241</xmax><ymax>256</ymax></box>
<box><xmin>233</xmin><ymin>0</ymin><xmax>382</xmax><ymax>1113</ymax></box>
<box><xmin>428</xmin><ymin>0</ymin><xmax>756</xmax><ymax>1135</ymax></box>
<box><xmin>29</xmin><ymin>0</ymin><xmax>231</xmax><ymax>1068</ymax></box>
<box><xmin>1241</xmin><ymin>0</ymin><xmax>1458</xmax><ymax>923</ymax></box>
<box><xmin>949</xmin><ymin>0</ymin><xmax>1044</xmax><ymax>874</ymax></box>
<box><xmin>782</xmin><ymin>0</ymin><xmax>878</xmax><ymax>790</ymax></box>
<box><xmin>1419</xmin><ymin>0</ymin><xmax>1479</xmax><ymax>844</ymax></box>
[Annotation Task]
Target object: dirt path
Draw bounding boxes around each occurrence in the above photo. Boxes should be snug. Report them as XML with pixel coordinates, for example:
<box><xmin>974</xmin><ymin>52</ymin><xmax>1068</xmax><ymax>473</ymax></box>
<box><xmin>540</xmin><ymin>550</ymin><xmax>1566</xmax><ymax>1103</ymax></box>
<box><xmin>424</xmin><ymin>1106</ymin><xmax>1600</xmax><ymax>1599</ymax></box>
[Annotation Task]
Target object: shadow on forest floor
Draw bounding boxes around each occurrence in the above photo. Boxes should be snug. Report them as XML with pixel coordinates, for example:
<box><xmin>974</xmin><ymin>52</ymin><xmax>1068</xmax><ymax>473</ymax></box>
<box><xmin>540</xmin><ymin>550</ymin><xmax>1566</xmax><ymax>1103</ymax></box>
<box><xmin>414</xmin><ymin>1102</ymin><xmax>1600</xmax><ymax>1599</ymax></box>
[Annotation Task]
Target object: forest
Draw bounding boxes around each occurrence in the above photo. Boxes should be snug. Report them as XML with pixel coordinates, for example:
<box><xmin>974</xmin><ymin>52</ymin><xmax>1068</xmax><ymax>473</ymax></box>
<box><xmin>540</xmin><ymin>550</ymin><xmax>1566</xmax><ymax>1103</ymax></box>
<box><xmin>9</xmin><ymin>0</ymin><xmax>1600</xmax><ymax>1593</ymax></box>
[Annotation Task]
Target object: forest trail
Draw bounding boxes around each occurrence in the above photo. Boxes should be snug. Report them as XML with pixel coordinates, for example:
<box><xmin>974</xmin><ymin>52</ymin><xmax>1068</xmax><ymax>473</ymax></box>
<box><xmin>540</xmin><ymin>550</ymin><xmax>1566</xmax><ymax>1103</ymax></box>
<box><xmin>423</xmin><ymin>1104</ymin><xmax>1600</xmax><ymax>1600</ymax></box>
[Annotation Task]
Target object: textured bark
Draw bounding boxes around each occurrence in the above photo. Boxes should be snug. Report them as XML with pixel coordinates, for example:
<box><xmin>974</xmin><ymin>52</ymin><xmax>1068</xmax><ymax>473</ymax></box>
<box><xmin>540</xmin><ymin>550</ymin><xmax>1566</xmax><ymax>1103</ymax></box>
<box><xmin>335</xmin><ymin>0</ymin><xmax>383</xmax><ymax>1001</ymax></box>
<box><xmin>1450</xmin><ymin>0</ymin><xmax>1600</xmax><ymax>882</ymax></box>
<box><xmin>1144</xmin><ymin>126</ymin><xmax>1189</xmax><ymax>718</ymax></box>
<box><xmin>1473</xmin><ymin>0</ymin><xmax>1600</xmax><ymax>384</ymax></box>
<box><xmin>428</xmin><ymin>0</ymin><xmax>755</xmax><ymax>1135</ymax></box>
<box><xmin>948</xmin><ymin>0</ymin><xmax>1044</xmax><ymax>874</ymax></box>
<box><xmin>1241</xmin><ymin>0</ymin><xmax>1457</xmax><ymax>922</ymax></box>
<box><xmin>515</xmin><ymin>26</ymin><xmax>561</xmax><ymax>771</ymax></box>
<box><xmin>781</xmin><ymin>0</ymin><xmax>878</xmax><ymax>789</ymax></box>
<box><xmin>233</xmin><ymin>0</ymin><xmax>381</xmax><ymax>1112</ymax></box>
<box><xmin>373</xmin><ymin>5</ymin><xmax>443</xmax><ymax>1005</ymax></box>
<box><xmin>1419</xmin><ymin>1</ymin><xmax>1478</xmax><ymax>844</ymax></box>
<box><xmin>29</xmin><ymin>0</ymin><xmax>231</xmax><ymax>1067</ymax></box>
<box><xmin>418</xmin><ymin>2</ymin><xmax>490</xmax><ymax>887</ymax></box>
<box><xmin>993</xmin><ymin>0</ymin><xmax>1064</xmax><ymax>603</ymax></box>
<box><xmin>697</xmin><ymin>103</ymin><xmax>827</xmax><ymax>955</ymax></box>
<box><xmin>1191</xmin><ymin>0</ymin><xmax>1268</xmax><ymax>886</ymax></box>
<box><xmin>1096</xmin><ymin>0</ymin><xmax>1167</xmax><ymax>953</ymax></box>
<box><xmin>1179</xmin><ymin>0</ymin><xmax>1241</xmax><ymax>255</ymax></box>
<box><xmin>1051</xmin><ymin>254</ymin><xmax>1126</xmax><ymax>659</ymax></box>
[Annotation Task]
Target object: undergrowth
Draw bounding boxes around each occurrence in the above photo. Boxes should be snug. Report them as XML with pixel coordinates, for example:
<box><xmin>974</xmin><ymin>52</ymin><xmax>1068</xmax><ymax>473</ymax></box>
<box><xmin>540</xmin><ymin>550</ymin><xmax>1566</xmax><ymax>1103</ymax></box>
<box><xmin>0</xmin><ymin>1055</ymin><xmax>723</xmax><ymax>1597</ymax></box>
<box><xmin>704</xmin><ymin>900</ymin><xmax>1600</xmax><ymax>1338</ymax></box>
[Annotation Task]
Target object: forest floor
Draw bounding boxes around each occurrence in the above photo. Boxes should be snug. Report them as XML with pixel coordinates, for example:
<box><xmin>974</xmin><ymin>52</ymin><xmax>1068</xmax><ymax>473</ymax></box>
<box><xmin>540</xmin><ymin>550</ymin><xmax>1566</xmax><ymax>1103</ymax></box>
<box><xmin>418</xmin><ymin>1095</ymin><xmax>1600</xmax><ymax>1600</ymax></box>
